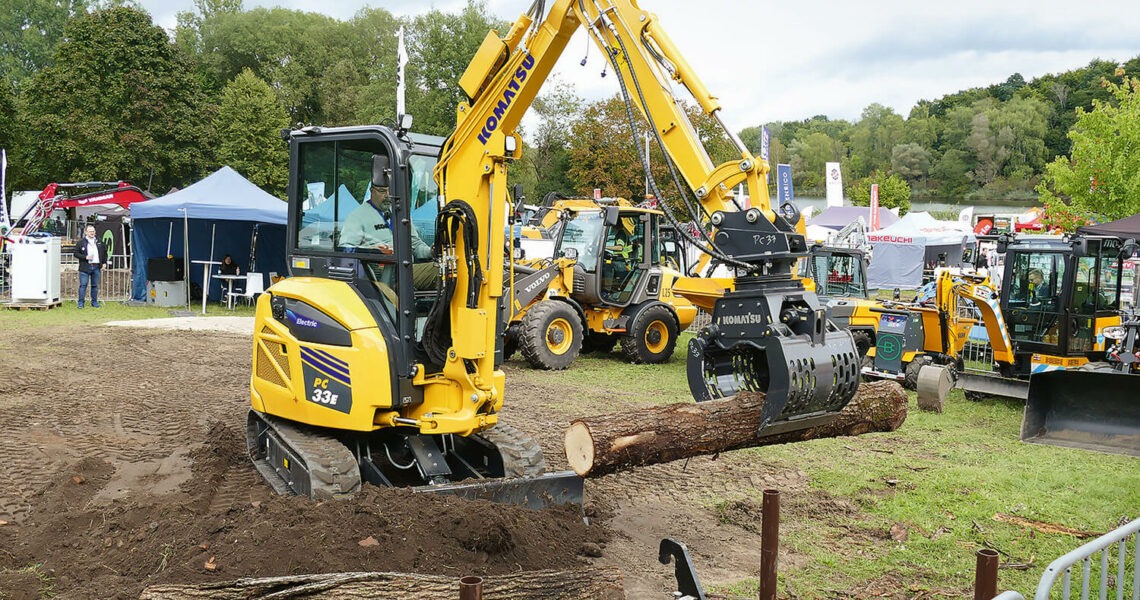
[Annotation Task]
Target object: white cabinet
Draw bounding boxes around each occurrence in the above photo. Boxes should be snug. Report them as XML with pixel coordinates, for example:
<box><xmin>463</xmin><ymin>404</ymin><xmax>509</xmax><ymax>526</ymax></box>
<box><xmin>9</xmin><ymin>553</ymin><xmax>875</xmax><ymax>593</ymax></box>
<box><xmin>10</xmin><ymin>236</ymin><xmax>61</xmax><ymax>303</ymax></box>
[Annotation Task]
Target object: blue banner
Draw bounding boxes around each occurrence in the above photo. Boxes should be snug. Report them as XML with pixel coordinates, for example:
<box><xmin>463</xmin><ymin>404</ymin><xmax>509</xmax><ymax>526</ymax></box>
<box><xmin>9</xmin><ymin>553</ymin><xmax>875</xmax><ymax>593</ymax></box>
<box><xmin>776</xmin><ymin>163</ymin><xmax>795</xmax><ymax>204</ymax></box>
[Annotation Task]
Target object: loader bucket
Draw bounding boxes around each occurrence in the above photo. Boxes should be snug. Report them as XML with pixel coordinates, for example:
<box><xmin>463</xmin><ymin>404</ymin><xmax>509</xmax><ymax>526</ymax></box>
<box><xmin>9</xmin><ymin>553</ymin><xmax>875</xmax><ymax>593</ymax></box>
<box><xmin>1022</xmin><ymin>370</ymin><xmax>1140</xmax><ymax>457</ymax></box>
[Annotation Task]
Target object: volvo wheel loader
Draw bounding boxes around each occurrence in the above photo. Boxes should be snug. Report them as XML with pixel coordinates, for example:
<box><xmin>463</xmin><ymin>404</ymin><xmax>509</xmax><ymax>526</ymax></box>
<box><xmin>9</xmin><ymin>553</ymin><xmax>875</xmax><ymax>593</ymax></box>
<box><xmin>505</xmin><ymin>199</ymin><xmax>699</xmax><ymax>369</ymax></box>
<box><xmin>247</xmin><ymin>0</ymin><xmax>860</xmax><ymax>504</ymax></box>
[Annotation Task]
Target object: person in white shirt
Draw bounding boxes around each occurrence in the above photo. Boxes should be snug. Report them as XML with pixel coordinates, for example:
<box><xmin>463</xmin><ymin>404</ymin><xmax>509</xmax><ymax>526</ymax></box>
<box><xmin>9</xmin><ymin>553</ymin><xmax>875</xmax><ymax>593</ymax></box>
<box><xmin>73</xmin><ymin>224</ymin><xmax>108</xmax><ymax>308</ymax></box>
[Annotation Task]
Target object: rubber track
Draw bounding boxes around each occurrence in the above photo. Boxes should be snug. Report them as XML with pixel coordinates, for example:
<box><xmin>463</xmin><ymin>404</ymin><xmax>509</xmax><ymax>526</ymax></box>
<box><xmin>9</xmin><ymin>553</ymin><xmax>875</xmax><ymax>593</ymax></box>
<box><xmin>476</xmin><ymin>424</ymin><xmax>546</xmax><ymax>478</ymax></box>
<box><xmin>251</xmin><ymin>412</ymin><xmax>361</xmax><ymax>500</ymax></box>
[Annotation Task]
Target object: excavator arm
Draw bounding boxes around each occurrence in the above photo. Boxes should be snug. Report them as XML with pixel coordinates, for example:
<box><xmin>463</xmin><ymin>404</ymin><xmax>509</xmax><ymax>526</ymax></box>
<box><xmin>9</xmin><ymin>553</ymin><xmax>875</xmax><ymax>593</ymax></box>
<box><xmin>429</xmin><ymin>0</ymin><xmax>859</xmax><ymax>438</ymax></box>
<box><xmin>2</xmin><ymin>181</ymin><xmax>148</xmax><ymax>242</ymax></box>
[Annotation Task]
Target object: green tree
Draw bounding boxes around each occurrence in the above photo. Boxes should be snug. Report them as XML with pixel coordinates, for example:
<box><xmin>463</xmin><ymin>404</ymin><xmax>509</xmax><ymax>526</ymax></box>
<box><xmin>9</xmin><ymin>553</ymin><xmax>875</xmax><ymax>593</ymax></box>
<box><xmin>405</xmin><ymin>1</ymin><xmax>509</xmax><ymax>135</ymax></box>
<box><xmin>847</xmin><ymin>103</ymin><xmax>905</xmax><ymax>178</ymax></box>
<box><xmin>930</xmin><ymin>148</ymin><xmax>972</xmax><ymax>198</ymax></box>
<box><xmin>1037</xmin><ymin>74</ymin><xmax>1140</xmax><ymax>221</ymax></box>
<box><xmin>0</xmin><ymin>81</ymin><xmax>15</xmax><ymax>154</ymax></box>
<box><xmin>527</xmin><ymin>79</ymin><xmax>582</xmax><ymax>199</ymax></box>
<box><xmin>849</xmin><ymin>170</ymin><xmax>911</xmax><ymax>215</ymax></box>
<box><xmin>566</xmin><ymin>96</ymin><xmax>671</xmax><ymax>206</ymax></box>
<box><xmin>177</xmin><ymin>7</ymin><xmax>348</xmax><ymax>124</ymax></box>
<box><xmin>339</xmin><ymin>7</ymin><xmax>401</xmax><ymax>127</ymax></box>
<box><xmin>787</xmin><ymin>131</ymin><xmax>842</xmax><ymax>193</ymax></box>
<box><xmin>0</xmin><ymin>0</ymin><xmax>88</xmax><ymax>89</ymax></box>
<box><xmin>890</xmin><ymin>143</ymin><xmax>931</xmax><ymax>182</ymax></box>
<box><xmin>216</xmin><ymin>68</ymin><xmax>289</xmax><ymax>197</ymax></box>
<box><xmin>17</xmin><ymin>7</ymin><xmax>213</xmax><ymax>191</ymax></box>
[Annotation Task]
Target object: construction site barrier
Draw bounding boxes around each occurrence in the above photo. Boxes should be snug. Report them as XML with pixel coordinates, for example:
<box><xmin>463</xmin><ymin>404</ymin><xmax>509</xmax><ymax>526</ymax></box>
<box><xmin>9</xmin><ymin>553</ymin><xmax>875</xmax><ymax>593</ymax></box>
<box><xmin>993</xmin><ymin>517</ymin><xmax>1139</xmax><ymax>600</ymax></box>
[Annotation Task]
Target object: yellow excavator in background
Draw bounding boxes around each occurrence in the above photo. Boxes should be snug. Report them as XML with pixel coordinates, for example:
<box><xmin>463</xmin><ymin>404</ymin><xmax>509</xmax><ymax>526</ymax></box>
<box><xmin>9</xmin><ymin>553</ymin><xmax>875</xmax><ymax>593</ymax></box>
<box><xmin>245</xmin><ymin>0</ymin><xmax>861</xmax><ymax>503</ymax></box>
<box><xmin>862</xmin><ymin>269</ymin><xmax>1012</xmax><ymax>389</ymax></box>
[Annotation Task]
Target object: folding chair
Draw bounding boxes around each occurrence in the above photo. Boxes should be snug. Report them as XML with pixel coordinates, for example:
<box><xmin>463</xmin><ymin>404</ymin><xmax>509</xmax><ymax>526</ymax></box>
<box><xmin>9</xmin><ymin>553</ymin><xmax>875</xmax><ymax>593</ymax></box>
<box><xmin>229</xmin><ymin>272</ymin><xmax>265</xmax><ymax>307</ymax></box>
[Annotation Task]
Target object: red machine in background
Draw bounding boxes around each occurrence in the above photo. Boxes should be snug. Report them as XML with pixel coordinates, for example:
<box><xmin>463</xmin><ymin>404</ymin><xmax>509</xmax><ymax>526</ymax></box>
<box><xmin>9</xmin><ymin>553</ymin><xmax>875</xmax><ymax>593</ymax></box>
<box><xmin>3</xmin><ymin>181</ymin><xmax>150</xmax><ymax>241</ymax></box>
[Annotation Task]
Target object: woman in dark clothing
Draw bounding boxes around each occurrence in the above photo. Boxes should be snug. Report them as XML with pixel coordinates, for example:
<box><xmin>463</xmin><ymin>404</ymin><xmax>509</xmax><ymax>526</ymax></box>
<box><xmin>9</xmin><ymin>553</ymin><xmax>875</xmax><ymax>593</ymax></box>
<box><xmin>220</xmin><ymin>254</ymin><xmax>240</xmax><ymax>276</ymax></box>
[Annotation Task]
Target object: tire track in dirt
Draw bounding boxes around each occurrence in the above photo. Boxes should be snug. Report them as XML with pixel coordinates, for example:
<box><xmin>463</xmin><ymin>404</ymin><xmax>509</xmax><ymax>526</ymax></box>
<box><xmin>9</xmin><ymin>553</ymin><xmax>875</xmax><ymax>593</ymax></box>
<box><xmin>0</xmin><ymin>325</ymin><xmax>253</xmax><ymax>521</ymax></box>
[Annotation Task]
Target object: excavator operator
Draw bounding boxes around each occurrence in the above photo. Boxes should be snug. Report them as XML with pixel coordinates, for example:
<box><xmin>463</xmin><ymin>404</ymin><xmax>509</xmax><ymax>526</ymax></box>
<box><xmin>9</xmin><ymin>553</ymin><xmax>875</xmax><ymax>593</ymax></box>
<box><xmin>1027</xmin><ymin>268</ymin><xmax>1055</xmax><ymax>309</ymax></box>
<box><xmin>341</xmin><ymin>183</ymin><xmax>432</xmax><ymax>259</ymax></box>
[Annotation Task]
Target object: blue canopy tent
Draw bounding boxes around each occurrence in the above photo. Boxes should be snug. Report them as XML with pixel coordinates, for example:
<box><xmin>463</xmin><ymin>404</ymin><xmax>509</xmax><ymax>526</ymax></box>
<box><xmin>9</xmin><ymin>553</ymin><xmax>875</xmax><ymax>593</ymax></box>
<box><xmin>302</xmin><ymin>184</ymin><xmax>358</xmax><ymax>227</ymax></box>
<box><xmin>129</xmin><ymin>166</ymin><xmax>287</xmax><ymax>302</ymax></box>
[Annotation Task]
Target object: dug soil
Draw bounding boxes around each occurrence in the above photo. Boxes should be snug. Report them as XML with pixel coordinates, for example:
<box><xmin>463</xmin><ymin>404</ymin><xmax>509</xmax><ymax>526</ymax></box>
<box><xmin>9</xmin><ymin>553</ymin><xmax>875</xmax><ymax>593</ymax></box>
<box><xmin>0</xmin><ymin>323</ymin><xmax>824</xmax><ymax>599</ymax></box>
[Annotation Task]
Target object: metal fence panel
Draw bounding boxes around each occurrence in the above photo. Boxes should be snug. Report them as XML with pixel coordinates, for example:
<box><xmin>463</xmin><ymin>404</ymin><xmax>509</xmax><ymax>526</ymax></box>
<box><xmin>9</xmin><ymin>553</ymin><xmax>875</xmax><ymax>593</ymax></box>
<box><xmin>0</xmin><ymin>249</ymin><xmax>133</xmax><ymax>303</ymax></box>
<box><xmin>995</xmin><ymin>518</ymin><xmax>1139</xmax><ymax>600</ymax></box>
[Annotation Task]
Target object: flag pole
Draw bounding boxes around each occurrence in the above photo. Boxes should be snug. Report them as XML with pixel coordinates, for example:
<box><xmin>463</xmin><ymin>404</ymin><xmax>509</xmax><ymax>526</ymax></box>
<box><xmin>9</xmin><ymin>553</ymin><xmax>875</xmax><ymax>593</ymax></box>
<box><xmin>395</xmin><ymin>25</ymin><xmax>408</xmax><ymax>118</ymax></box>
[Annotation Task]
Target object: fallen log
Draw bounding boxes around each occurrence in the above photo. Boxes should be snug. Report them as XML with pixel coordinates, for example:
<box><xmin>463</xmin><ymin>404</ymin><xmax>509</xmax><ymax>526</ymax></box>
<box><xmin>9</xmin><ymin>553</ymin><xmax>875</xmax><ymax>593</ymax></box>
<box><xmin>565</xmin><ymin>380</ymin><xmax>908</xmax><ymax>478</ymax></box>
<box><xmin>139</xmin><ymin>567</ymin><xmax>624</xmax><ymax>600</ymax></box>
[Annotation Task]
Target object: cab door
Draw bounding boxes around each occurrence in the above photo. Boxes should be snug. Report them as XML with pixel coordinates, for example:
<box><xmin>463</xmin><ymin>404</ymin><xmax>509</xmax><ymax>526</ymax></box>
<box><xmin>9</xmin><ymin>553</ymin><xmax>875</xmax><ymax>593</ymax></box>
<box><xmin>598</xmin><ymin>211</ymin><xmax>649</xmax><ymax>306</ymax></box>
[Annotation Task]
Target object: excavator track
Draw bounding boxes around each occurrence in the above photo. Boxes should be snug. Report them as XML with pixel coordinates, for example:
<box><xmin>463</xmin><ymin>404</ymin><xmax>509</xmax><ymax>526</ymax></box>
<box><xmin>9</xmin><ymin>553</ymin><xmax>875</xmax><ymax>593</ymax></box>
<box><xmin>246</xmin><ymin>410</ymin><xmax>362</xmax><ymax>500</ymax></box>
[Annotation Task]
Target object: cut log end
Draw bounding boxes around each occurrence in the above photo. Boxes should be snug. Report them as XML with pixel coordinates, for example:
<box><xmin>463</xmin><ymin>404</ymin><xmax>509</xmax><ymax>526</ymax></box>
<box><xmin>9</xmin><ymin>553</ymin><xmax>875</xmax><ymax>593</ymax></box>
<box><xmin>564</xmin><ymin>421</ymin><xmax>595</xmax><ymax>477</ymax></box>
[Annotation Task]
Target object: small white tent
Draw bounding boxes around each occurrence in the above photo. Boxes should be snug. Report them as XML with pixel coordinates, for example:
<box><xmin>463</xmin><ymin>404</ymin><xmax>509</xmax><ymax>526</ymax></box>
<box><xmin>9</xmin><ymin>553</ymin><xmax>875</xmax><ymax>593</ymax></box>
<box><xmin>866</xmin><ymin>212</ymin><xmax>976</xmax><ymax>289</ymax></box>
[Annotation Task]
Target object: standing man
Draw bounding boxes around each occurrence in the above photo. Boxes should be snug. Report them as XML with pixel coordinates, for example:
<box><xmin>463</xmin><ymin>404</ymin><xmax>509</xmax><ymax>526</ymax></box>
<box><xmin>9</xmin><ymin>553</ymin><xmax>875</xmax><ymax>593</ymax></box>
<box><xmin>74</xmin><ymin>224</ymin><xmax>107</xmax><ymax>308</ymax></box>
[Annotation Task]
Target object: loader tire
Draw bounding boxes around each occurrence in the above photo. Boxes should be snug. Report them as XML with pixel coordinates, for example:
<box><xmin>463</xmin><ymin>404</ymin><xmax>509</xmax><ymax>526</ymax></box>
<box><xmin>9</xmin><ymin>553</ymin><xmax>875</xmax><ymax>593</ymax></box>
<box><xmin>851</xmin><ymin>330</ymin><xmax>873</xmax><ymax>360</ymax></box>
<box><xmin>582</xmin><ymin>331</ymin><xmax>618</xmax><ymax>354</ymax></box>
<box><xmin>1078</xmin><ymin>361</ymin><xmax>1115</xmax><ymax>372</ymax></box>
<box><xmin>621</xmin><ymin>304</ymin><xmax>679</xmax><ymax>364</ymax></box>
<box><xmin>519</xmin><ymin>300</ymin><xmax>582</xmax><ymax>370</ymax></box>
<box><xmin>476</xmin><ymin>423</ymin><xmax>546</xmax><ymax>478</ymax></box>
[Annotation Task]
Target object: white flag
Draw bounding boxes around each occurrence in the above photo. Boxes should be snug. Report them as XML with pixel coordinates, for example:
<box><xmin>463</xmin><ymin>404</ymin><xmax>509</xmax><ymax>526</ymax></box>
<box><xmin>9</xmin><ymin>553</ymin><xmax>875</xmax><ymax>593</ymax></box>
<box><xmin>395</xmin><ymin>25</ymin><xmax>408</xmax><ymax>117</ymax></box>
<box><xmin>824</xmin><ymin>162</ymin><xmax>844</xmax><ymax>207</ymax></box>
<box><xmin>0</xmin><ymin>149</ymin><xmax>9</xmax><ymax>236</ymax></box>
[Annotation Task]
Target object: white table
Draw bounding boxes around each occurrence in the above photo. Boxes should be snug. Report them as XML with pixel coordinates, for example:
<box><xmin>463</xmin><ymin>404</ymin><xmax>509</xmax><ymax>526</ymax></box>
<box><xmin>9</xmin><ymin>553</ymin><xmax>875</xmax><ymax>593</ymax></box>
<box><xmin>214</xmin><ymin>274</ymin><xmax>245</xmax><ymax>310</ymax></box>
<box><xmin>191</xmin><ymin>260</ymin><xmax>222</xmax><ymax>314</ymax></box>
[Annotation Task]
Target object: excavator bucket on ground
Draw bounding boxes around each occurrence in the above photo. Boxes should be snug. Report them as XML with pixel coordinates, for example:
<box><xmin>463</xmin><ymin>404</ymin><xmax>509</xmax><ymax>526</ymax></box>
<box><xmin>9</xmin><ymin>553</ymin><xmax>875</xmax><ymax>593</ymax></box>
<box><xmin>1022</xmin><ymin>369</ymin><xmax>1140</xmax><ymax>457</ymax></box>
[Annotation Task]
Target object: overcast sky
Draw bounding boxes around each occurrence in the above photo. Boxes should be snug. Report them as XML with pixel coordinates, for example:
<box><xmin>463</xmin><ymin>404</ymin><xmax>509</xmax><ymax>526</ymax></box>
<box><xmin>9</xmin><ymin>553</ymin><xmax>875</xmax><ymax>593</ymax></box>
<box><xmin>138</xmin><ymin>0</ymin><xmax>1140</xmax><ymax>131</ymax></box>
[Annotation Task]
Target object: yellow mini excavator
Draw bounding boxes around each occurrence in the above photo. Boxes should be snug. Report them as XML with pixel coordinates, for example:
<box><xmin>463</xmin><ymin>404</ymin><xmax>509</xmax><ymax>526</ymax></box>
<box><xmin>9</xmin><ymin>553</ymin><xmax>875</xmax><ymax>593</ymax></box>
<box><xmin>246</xmin><ymin>0</ymin><xmax>860</xmax><ymax>503</ymax></box>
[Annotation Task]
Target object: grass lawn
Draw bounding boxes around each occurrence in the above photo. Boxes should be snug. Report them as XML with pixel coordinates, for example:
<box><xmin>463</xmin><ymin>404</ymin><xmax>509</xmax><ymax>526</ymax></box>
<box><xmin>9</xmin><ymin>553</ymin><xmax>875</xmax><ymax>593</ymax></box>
<box><xmin>514</xmin><ymin>332</ymin><xmax>1139</xmax><ymax>597</ymax></box>
<box><xmin>0</xmin><ymin>299</ymin><xmax>256</xmax><ymax>332</ymax></box>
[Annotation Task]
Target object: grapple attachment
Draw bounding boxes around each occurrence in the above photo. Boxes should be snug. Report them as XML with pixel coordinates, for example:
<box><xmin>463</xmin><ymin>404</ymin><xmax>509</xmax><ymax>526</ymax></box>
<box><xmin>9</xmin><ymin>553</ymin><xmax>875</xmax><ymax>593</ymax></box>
<box><xmin>687</xmin><ymin>283</ymin><xmax>861</xmax><ymax>436</ymax></box>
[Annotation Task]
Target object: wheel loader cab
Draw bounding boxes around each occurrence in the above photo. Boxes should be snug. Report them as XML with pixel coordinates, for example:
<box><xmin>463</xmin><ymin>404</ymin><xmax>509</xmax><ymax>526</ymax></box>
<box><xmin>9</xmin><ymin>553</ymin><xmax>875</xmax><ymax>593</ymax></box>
<box><xmin>554</xmin><ymin>206</ymin><xmax>661</xmax><ymax>308</ymax></box>
<box><xmin>801</xmin><ymin>248</ymin><xmax>868</xmax><ymax>300</ymax></box>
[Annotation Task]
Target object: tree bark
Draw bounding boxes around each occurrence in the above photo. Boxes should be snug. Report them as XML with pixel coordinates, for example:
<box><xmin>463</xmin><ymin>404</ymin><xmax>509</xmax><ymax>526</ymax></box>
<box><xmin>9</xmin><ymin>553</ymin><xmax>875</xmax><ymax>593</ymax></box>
<box><xmin>139</xmin><ymin>568</ymin><xmax>624</xmax><ymax>600</ymax></box>
<box><xmin>565</xmin><ymin>380</ymin><xmax>908</xmax><ymax>478</ymax></box>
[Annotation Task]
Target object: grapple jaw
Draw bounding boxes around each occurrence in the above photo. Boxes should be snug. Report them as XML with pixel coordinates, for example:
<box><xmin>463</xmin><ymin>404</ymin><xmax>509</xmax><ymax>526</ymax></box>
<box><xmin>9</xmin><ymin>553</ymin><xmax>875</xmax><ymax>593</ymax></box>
<box><xmin>687</xmin><ymin>281</ymin><xmax>861</xmax><ymax>436</ymax></box>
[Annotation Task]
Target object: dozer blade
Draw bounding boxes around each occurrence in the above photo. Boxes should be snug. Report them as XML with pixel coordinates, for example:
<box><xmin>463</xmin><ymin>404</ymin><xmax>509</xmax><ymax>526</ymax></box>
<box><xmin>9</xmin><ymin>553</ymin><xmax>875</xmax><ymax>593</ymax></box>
<box><xmin>413</xmin><ymin>471</ymin><xmax>584</xmax><ymax>510</ymax></box>
<box><xmin>1022</xmin><ymin>370</ymin><xmax>1140</xmax><ymax>457</ymax></box>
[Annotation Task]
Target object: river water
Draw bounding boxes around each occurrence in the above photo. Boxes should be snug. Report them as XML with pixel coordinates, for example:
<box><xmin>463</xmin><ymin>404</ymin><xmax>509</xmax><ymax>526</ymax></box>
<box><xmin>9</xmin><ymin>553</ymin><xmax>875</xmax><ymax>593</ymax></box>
<box><xmin>791</xmin><ymin>196</ymin><xmax>1038</xmax><ymax>218</ymax></box>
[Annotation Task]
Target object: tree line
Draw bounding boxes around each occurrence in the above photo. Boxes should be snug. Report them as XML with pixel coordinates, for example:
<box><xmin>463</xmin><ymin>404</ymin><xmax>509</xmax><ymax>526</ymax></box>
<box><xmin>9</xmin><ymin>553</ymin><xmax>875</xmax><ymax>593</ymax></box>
<box><xmin>2</xmin><ymin>0</ymin><xmax>1138</xmax><ymax>223</ymax></box>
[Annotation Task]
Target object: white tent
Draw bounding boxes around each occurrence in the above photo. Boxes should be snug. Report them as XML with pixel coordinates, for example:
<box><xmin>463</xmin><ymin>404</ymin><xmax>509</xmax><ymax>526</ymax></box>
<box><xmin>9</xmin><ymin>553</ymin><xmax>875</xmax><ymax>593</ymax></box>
<box><xmin>866</xmin><ymin>212</ymin><xmax>976</xmax><ymax>289</ymax></box>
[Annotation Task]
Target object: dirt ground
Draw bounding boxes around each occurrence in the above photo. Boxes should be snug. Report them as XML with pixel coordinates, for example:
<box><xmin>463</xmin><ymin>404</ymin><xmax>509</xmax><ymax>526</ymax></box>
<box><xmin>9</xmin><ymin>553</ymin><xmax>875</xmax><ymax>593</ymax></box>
<box><xmin>0</xmin><ymin>322</ymin><xmax>827</xmax><ymax>599</ymax></box>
